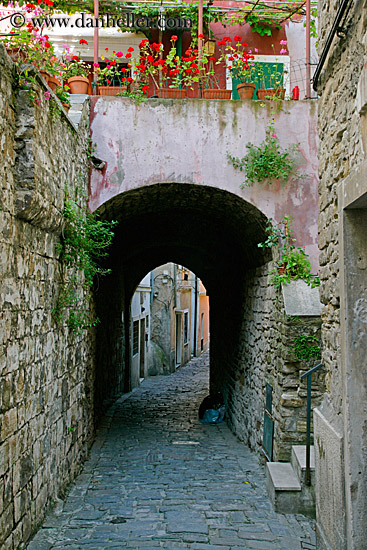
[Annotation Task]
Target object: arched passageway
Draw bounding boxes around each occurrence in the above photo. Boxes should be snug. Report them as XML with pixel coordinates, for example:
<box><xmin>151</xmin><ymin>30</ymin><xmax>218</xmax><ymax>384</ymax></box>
<box><xmin>94</xmin><ymin>182</ymin><xmax>273</xmax><ymax>451</ymax></box>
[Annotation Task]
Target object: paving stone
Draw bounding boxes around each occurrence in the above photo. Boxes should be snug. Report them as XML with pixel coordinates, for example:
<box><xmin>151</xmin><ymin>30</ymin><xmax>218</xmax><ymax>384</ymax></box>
<box><xmin>25</xmin><ymin>354</ymin><xmax>314</xmax><ymax>550</ymax></box>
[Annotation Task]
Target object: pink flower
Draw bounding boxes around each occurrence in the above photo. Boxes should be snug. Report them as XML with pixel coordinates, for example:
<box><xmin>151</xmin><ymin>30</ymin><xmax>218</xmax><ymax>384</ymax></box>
<box><xmin>254</xmin><ymin>48</ymin><xmax>258</xmax><ymax>53</ymax></box>
<box><xmin>280</xmin><ymin>39</ymin><xmax>287</xmax><ymax>45</ymax></box>
<box><xmin>116</xmin><ymin>51</ymin><xmax>123</xmax><ymax>57</ymax></box>
<box><xmin>271</xmin><ymin>133</ymin><xmax>277</xmax><ymax>138</ymax></box>
<box><xmin>44</xmin><ymin>90</ymin><xmax>51</xmax><ymax>100</ymax></box>
<box><xmin>280</xmin><ymin>48</ymin><xmax>287</xmax><ymax>54</ymax></box>
<box><xmin>35</xmin><ymin>98</ymin><xmax>41</xmax><ymax>106</ymax></box>
<box><xmin>93</xmin><ymin>62</ymin><xmax>99</xmax><ymax>67</ymax></box>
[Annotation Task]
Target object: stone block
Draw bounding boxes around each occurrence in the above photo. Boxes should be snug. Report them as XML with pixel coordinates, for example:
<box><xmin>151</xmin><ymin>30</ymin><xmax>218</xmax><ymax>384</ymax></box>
<box><xmin>280</xmin><ymin>393</ymin><xmax>303</xmax><ymax>407</ymax></box>
<box><xmin>314</xmin><ymin>406</ymin><xmax>345</xmax><ymax>550</ymax></box>
<box><xmin>1</xmin><ymin>407</ymin><xmax>17</xmax><ymax>440</ymax></box>
<box><xmin>282</xmin><ymin>280</ymin><xmax>321</xmax><ymax>316</ymax></box>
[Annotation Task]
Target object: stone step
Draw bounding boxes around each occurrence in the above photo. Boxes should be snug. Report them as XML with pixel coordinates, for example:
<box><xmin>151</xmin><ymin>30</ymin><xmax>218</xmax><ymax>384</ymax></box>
<box><xmin>266</xmin><ymin>461</ymin><xmax>315</xmax><ymax>517</ymax></box>
<box><xmin>291</xmin><ymin>445</ymin><xmax>315</xmax><ymax>484</ymax></box>
<box><xmin>266</xmin><ymin>462</ymin><xmax>301</xmax><ymax>492</ymax></box>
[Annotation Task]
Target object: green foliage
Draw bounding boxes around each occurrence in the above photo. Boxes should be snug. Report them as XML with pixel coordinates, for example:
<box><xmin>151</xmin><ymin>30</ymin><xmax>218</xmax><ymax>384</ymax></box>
<box><xmin>117</xmin><ymin>88</ymin><xmax>148</xmax><ymax>103</ymax></box>
<box><xmin>228</xmin><ymin>120</ymin><xmax>299</xmax><ymax>186</ymax></box>
<box><xmin>53</xmin><ymin>186</ymin><xmax>117</xmax><ymax>334</ymax></box>
<box><xmin>258</xmin><ymin>215</ymin><xmax>320</xmax><ymax>288</ymax></box>
<box><xmin>291</xmin><ymin>334</ymin><xmax>321</xmax><ymax>361</ymax></box>
<box><xmin>244</xmin><ymin>14</ymin><xmax>281</xmax><ymax>36</ymax></box>
<box><xmin>303</xmin><ymin>7</ymin><xmax>318</xmax><ymax>39</ymax></box>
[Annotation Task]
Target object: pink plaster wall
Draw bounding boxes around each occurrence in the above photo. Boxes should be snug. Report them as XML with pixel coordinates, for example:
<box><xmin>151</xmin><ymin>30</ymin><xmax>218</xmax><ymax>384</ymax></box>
<box><xmin>89</xmin><ymin>97</ymin><xmax>319</xmax><ymax>269</ymax></box>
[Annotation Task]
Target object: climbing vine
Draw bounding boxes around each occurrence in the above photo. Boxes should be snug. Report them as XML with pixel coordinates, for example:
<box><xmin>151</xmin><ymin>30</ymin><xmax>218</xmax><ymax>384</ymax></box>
<box><xmin>228</xmin><ymin>120</ymin><xmax>300</xmax><ymax>187</ymax></box>
<box><xmin>53</xmin><ymin>184</ymin><xmax>118</xmax><ymax>334</ymax></box>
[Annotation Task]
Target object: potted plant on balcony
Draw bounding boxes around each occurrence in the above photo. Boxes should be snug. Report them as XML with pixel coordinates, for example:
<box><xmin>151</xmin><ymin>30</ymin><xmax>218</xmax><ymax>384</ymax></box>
<box><xmin>255</xmin><ymin>40</ymin><xmax>288</xmax><ymax>100</ymax></box>
<box><xmin>218</xmin><ymin>36</ymin><xmax>256</xmax><ymax>99</ymax></box>
<box><xmin>61</xmin><ymin>44</ymin><xmax>90</xmax><ymax>94</ymax></box>
<box><xmin>139</xmin><ymin>37</ymin><xmax>187</xmax><ymax>99</ymax></box>
<box><xmin>94</xmin><ymin>48</ymin><xmax>131</xmax><ymax>96</ymax></box>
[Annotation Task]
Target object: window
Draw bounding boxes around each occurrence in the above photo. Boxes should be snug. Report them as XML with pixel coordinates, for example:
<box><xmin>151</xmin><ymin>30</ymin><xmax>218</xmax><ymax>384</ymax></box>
<box><xmin>184</xmin><ymin>311</ymin><xmax>189</xmax><ymax>344</ymax></box>
<box><xmin>133</xmin><ymin>320</ymin><xmax>139</xmax><ymax>356</ymax></box>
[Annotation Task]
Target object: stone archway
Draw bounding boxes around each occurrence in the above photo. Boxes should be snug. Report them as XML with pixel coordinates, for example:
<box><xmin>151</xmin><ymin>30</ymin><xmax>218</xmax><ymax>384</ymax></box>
<box><xmin>93</xmin><ymin>182</ymin><xmax>275</xmax><ymax>451</ymax></box>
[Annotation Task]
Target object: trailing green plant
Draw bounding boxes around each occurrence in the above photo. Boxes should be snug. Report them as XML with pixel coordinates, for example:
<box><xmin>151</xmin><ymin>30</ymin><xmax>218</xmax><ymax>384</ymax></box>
<box><xmin>258</xmin><ymin>215</ymin><xmax>320</xmax><ymax>288</ymax></box>
<box><xmin>53</xmin><ymin>186</ymin><xmax>118</xmax><ymax>333</ymax></box>
<box><xmin>244</xmin><ymin>14</ymin><xmax>281</xmax><ymax>36</ymax></box>
<box><xmin>228</xmin><ymin>120</ymin><xmax>300</xmax><ymax>186</ymax></box>
<box><xmin>291</xmin><ymin>334</ymin><xmax>321</xmax><ymax>361</ymax></box>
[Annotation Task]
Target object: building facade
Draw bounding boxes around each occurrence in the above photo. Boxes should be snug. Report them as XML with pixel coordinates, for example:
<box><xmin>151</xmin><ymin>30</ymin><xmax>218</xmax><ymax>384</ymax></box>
<box><xmin>315</xmin><ymin>0</ymin><xmax>367</xmax><ymax>548</ymax></box>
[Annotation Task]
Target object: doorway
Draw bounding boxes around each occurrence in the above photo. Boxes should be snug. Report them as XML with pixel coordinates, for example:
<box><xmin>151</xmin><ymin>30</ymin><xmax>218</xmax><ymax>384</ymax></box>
<box><xmin>175</xmin><ymin>312</ymin><xmax>182</xmax><ymax>367</ymax></box>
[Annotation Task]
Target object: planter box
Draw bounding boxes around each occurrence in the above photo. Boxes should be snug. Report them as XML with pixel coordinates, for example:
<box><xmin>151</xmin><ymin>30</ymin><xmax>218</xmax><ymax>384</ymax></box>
<box><xmin>202</xmin><ymin>89</ymin><xmax>232</xmax><ymax>100</ymax></box>
<box><xmin>158</xmin><ymin>88</ymin><xmax>187</xmax><ymax>99</ymax></box>
<box><xmin>98</xmin><ymin>86</ymin><xmax>127</xmax><ymax>96</ymax></box>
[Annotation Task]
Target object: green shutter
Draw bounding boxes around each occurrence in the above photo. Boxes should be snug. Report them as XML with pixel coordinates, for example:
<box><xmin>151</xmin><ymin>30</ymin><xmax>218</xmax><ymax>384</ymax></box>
<box><xmin>232</xmin><ymin>62</ymin><xmax>284</xmax><ymax>100</ymax></box>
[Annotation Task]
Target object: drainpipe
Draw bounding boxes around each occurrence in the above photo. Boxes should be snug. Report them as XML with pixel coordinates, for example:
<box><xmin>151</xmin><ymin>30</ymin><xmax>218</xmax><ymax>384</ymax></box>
<box><xmin>174</xmin><ymin>264</ymin><xmax>177</xmax><ymax>309</ymax></box>
<box><xmin>198</xmin><ymin>0</ymin><xmax>203</xmax><ymax>61</ymax></box>
<box><xmin>305</xmin><ymin>0</ymin><xmax>311</xmax><ymax>98</ymax></box>
<box><xmin>93</xmin><ymin>0</ymin><xmax>99</xmax><ymax>94</ymax></box>
<box><xmin>193</xmin><ymin>275</ymin><xmax>198</xmax><ymax>357</ymax></box>
<box><xmin>150</xmin><ymin>270</ymin><xmax>154</xmax><ymax>306</ymax></box>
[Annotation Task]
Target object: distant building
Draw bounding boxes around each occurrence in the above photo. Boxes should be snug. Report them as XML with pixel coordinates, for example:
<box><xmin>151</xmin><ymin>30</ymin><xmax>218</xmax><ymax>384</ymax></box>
<box><xmin>130</xmin><ymin>263</ymin><xmax>209</xmax><ymax>383</ymax></box>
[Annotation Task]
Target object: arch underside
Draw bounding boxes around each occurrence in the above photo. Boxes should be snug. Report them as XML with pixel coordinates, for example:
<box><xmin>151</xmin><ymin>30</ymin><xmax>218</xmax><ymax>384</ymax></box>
<box><xmin>93</xmin><ymin>182</ymin><xmax>272</xmax><ymax>448</ymax></box>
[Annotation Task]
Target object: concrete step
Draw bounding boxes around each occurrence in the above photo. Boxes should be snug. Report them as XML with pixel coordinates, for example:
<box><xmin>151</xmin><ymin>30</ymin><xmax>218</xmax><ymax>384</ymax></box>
<box><xmin>266</xmin><ymin>461</ymin><xmax>315</xmax><ymax>517</ymax></box>
<box><xmin>291</xmin><ymin>445</ymin><xmax>315</xmax><ymax>485</ymax></box>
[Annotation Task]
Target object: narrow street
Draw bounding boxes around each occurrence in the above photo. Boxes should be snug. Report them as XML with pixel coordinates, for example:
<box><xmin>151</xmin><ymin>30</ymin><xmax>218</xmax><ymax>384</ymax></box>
<box><xmin>26</xmin><ymin>354</ymin><xmax>316</xmax><ymax>550</ymax></box>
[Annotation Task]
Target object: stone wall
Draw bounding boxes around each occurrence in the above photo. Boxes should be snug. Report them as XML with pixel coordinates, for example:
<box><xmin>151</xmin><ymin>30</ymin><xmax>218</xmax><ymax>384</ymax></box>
<box><xmin>0</xmin><ymin>46</ymin><xmax>95</xmax><ymax>550</ymax></box>
<box><xmin>315</xmin><ymin>1</ymin><xmax>367</xmax><ymax>548</ymax></box>
<box><xmin>210</xmin><ymin>260</ymin><xmax>324</xmax><ymax>462</ymax></box>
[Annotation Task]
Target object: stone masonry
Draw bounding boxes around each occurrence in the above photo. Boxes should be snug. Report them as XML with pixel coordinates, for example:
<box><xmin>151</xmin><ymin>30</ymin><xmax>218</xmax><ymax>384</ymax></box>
<box><xmin>217</xmin><ymin>264</ymin><xmax>324</xmax><ymax>463</ymax></box>
<box><xmin>0</xmin><ymin>46</ymin><xmax>95</xmax><ymax>550</ymax></box>
<box><xmin>25</xmin><ymin>354</ymin><xmax>316</xmax><ymax>550</ymax></box>
<box><xmin>314</xmin><ymin>0</ymin><xmax>367</xmax><ymax>548</ymax></box>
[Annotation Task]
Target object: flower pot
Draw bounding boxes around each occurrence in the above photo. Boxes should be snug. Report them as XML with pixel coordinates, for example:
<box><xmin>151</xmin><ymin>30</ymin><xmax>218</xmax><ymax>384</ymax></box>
<box><xmin>6</xmin><ymin>48</ymin><xmax>27</xmax><ymax>63</ymax></box>
<box><xmin>202</xmin><ymin>89</ymin><xmax>232</xmax><ymax>100</ymax></box>
<box><xmin>67</xmin><ymin>76</ymin><xmax>89</xmax><ymax>94</ymax></box>
<box><xmin>48</xmin><ymin>76</ymin><xmax>61</xmax><ymax>91</ymax></box>
<box><xmin>62</xmin><ymin>103</ymin><xmax>70</xmax><ymax>114</ymax></box>
<box><xmin>98</xmin><ymin>86</ymin><xmax>127</xmax><ymax>96</ymax></box>
<box><xmin>277</xmin><ymin>263</ymin><xmax>286</xmax><ymax>274</ymax></box>
<box><xmin>256</xmin><ymin>88</ymin><xmax>286</xmax><ymax>100</ymax></box>
<box><xmin>237</xmin><ymin>82</ymin><xmax>256</xmax><ymax>100</ymax></box>
<box><xmin>157</xmin><ymin>88</ymin><xmax>187</xmax><ymax>99</ymax></box>
<box><xmin>39</xmin><ymin>70</ymin><xmax>50</xmax><ymax>84</ymax></box>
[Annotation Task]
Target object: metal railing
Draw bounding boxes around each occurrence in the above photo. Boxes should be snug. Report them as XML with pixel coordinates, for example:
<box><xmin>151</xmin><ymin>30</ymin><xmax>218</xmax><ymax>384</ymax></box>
<box><xmin>300</xmin><ymin>362</ymin><xmax>323</xmax><ymax>485</ymax></box>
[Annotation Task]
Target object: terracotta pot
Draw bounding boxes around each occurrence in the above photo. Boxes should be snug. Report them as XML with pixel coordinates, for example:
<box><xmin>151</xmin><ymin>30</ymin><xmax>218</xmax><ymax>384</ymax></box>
<box><xmin>157</xmin><ymin>88</ymin><xmax>187</xmax><ymax>99</ymax></box>
<box><xmin>67</xmin><ymin>76</ymin><xmax>89</xmax><ymax>94</ymax></box>
<box><xmin>6</xmin><ymin>48</ymin><xmax>27</xmax><ymax>63</ymax></box>
<box><xmin>202</xmin><ymin>89</ymin><xmax>232</xmax><ymax>100</ymax></box>
<box><xmin>98</xmin><ymin>86</ymin><xmax>127</xmax><ymax>96</ymax></box>
<box><xmin>237</xmin><ymin>82</ymin><xmax>256</xmax><ymax>100</ymax></box>
<box><xmin>277</xmin><ymin>263</ymin><xmax>286</xmax><ymax>274</ymax></box>
<box><xmin>256</xmin><ymin>88</ymin><xmax>286</xmax><ymax>100</ymax></box>
<box><xmin>37</xmin><ymin>70</ymin><xmax>50</xmax><ymax>84</ymax></box>
<box><xmin>48</xmin><ymin>76</ymin><xmax>61</xmax><ymax>91</ymax></box>
<box><xmin>62</xmin><ymin>103</ymin><xmax>70</xmax><ymax>114</ymax></box>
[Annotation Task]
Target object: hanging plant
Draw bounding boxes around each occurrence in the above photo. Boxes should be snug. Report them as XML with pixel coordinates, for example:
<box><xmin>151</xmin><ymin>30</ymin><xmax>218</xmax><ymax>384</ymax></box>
<box><xmin>228</xmin><ymin>120</ymin><xmax>300</xmax><ymax>186</ymax></box>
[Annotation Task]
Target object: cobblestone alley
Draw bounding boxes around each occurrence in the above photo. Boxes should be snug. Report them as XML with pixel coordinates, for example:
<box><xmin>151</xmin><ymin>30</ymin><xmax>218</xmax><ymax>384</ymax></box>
<box><xmin>26</xmin><ymin>354</ymin><xmax>316</xmax><ymax>550</ymax></box>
